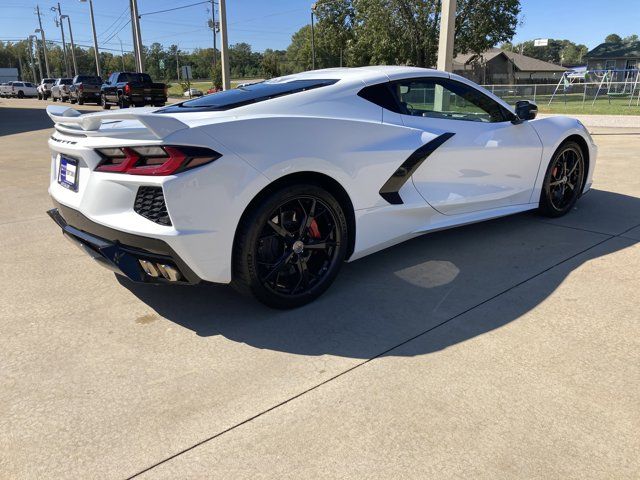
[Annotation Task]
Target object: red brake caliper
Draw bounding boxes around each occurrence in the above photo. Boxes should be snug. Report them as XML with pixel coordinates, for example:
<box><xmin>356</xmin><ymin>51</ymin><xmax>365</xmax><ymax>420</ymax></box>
<box><xmin>308</xmin><ymin>218</ymin><xmax>321</xmax><ymax>239</ymax></box>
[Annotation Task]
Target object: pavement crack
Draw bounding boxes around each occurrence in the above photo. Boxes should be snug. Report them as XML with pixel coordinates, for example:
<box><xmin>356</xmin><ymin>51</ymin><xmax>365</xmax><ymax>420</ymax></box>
<box><xmin>125</xmin><ymin>233</ymin><xmax>625</xmax><ymax>479</ymax></box>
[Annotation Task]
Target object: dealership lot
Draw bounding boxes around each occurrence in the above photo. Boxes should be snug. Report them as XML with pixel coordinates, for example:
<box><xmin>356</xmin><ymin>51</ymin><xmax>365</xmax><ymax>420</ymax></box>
<box><xmin>1</xmin><ymin>98</ymin><xmax>639</xmax><ymax>479</ymax></box>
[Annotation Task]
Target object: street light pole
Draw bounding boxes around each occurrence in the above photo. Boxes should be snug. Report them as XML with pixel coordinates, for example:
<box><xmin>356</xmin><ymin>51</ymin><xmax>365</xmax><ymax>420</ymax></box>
<box><xmin>61</xmin><ymin>15</ymin><xmax>78</xmax><ymax>76</ymax></box>
<box><xmin>218</xmin><ymin>0</ymin><xmax>231</xmax><ymax>90</ymax></box>
<box><xmin>80</xmin><ymin>0</ymin><xmax>101</xmax><ymax>77</ymax></box>
<box><xmin>35</xmin><ymin>6</ymin><xmax>51</xmax><ymax>78</ymax></box>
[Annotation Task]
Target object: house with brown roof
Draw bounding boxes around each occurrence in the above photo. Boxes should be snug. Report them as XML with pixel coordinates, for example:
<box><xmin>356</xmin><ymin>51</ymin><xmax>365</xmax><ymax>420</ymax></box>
<box><xmin>453</xmin><ymin>48</ymin><xmax>567</xmax><ymax>85</ymax></box>
<box><xmin>583</xmin><ymin>41</ymin><xmax>640</xmax><ymax>71</ymax></box>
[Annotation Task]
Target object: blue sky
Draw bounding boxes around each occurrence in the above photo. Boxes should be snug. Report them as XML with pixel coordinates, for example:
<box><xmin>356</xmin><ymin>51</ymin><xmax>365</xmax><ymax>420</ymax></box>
<box><xmin>1</xmin><ymin>0</ymin><xmax>639</xmax><ymax>54</ymax></box>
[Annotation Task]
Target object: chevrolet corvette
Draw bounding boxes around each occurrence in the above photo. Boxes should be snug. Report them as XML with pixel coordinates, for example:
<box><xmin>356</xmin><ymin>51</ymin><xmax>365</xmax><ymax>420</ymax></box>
<box><xmin>46</xmin><ymin>66</ymin><xmax>597</xmax><ymax>308</ymax></box>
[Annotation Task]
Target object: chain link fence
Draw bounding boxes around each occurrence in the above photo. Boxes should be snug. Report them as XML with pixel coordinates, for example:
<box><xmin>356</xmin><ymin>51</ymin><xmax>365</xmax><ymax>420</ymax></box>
<box><xmin>482</xmin><ymin>82</ymin><xmax>640</xmax><ymax>108</ymax></box>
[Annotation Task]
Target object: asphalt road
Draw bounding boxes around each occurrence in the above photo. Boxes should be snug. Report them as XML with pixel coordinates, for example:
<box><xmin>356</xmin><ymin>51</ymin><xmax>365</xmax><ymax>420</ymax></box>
<box><xmin>1</xmin><ymin>98</ymin><xmax>639</xmax><ymax>479</ymax></box>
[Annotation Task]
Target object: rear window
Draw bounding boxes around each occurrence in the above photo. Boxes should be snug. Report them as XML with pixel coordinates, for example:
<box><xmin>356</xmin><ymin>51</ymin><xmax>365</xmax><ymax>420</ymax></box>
<box><xmin>118</xmin><ymin>73</ymin><xmax>152</xmax><ymax>83</ymax></box>
<box><xmin>76</xmin><ymin>76</ymin><xmax>102</xmax><ymax>84</ymax></box>
<box><xmin>44</xmin><ymin>79</ymin><xmax>56</xmax><ymax>84</ymax></box>
<box><xmin>159</xmin><ymin>79</ymin><xmax>338</xmax><ymax>113</ymax></box>
<box><xmin>60</xmin><ymin>78</ymin><xmax>73</xmax><ymax>85</ymax></box>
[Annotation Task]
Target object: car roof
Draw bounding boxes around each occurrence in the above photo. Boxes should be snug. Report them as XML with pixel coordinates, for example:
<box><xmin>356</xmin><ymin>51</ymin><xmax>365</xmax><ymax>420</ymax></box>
<box><xmin>271</xmin><ymin>66</ymin><xmax>448</xmax><ymax>85</ymax></box>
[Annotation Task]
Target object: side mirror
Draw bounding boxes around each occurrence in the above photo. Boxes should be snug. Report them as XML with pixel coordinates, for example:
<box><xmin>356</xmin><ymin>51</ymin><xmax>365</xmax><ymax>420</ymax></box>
<box><xmin>513</xmin><ymin>100</ymin><xmax>538</xmax><ymax>123</ymax></box>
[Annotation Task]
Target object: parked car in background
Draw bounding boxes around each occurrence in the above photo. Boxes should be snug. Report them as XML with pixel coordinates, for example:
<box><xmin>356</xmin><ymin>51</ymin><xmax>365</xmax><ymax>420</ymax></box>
<box><xmin>0</xmin><ymin>82</ymin><xmax>11</xmax><ymax>97</ymax></box>
<box><xmin>51</xmin><ymin>78</ymin><xmax>73</xmax><ymax>102</ymax></box>
<box><xmin>206</xmin><ymin>87</ymin><xmax>221</xmax><ymax>95</ymax></box>
<box><xmin>37</xmin><ymin>78</ymin><xmax>56</xmax><ymax>100</ymax></box>
<box><xmin>183</xmin><ymin>88</ymin><xmax>203</xmax><ymax>97</ymax></box>
<box><xmin>101</xmin><ymin>72</ymin><xmax>167</xmax><ymax>109</ymax></box>
<box><xmin>69</xmin><ymin>75</ymin><xmax>103</xmax><ymax>105</ymax></box>
<box><xmin>10</xmin><ymin>81</ymin><xmax>38</xmax><ymax>98</ymax></box>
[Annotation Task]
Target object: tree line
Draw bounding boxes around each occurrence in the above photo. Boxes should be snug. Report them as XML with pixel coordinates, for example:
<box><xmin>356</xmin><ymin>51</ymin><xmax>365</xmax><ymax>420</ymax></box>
<box><xmin>3</xmin><ymin>1</ymin><xmax>636</xmax><ymax>87</ymax></box>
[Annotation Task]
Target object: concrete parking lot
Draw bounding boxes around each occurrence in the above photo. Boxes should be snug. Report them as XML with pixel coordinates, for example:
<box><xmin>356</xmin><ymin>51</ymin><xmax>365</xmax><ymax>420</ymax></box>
<box><xmin>1</xmin><ymin>97</ymin><xmax>639</xmax><ymax>479</ymax></box>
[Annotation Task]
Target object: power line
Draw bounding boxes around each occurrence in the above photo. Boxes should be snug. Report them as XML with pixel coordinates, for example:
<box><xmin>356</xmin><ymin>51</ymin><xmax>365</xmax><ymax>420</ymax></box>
<box><xmin>139</xmin><ymin>0</ymin><xmax>210</xmax><ymax>17</ymax></box>
<box><xmin>97</xmin><ymin>6</ymin><xmax>129</xmax><ymax>41</ymax></box>
<box><xmin>101</xmin><ymin>19</ymin><xmax>132</xmax><ymax>47</ymax></box>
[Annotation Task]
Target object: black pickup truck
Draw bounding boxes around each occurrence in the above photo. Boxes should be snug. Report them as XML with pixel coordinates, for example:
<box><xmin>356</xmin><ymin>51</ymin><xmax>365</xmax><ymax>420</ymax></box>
<box><xmin>101</xmin><ymin>72</ymin><xmax>167</xmax><ymax>109</ymax></box>
<box><xmin>69</xmin><ymin>75</ymin><xmax>103</xmax><ymax>105</ymax></box>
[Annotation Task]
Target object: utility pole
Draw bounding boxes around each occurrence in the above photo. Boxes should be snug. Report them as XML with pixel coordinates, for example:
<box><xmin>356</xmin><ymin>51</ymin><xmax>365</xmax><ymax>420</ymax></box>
<box><xmin>116</xmin><ymin>35</ymin><xmax>126</xmax><ymax>70</ymax></box>
<box><xmin>435</xmin><ymin>0</ymin><xmax>456</xmax><ymax>112</ymax></box>
<box><xmin>61</xmin><ymin>15</ymin><xmax>78</xmax><ymax>76</ymax></box>
<box><xmin>130</xmin><ymin>0</ymin><xmax>144</xmax><ymax>72</ymax></box>
<box><xmin>53</xmin><ymin>3</ymin><xmax>70</xmax><ymax>77</ymax></box>
<box><xmin>29</xmin><ymin>35</ymin><xmax>43</xmax><ymax>82</ymax></box>
<box><xmin>210</xmin><ymin>0</ymin><xmax>217</xmax><ymax>70</ymax></box>
<box><xmin>218</xmin><ymin>0</ymin><xmax>230</xmax><ymax>90</ymax></box>
<box><xmin>35</xmin><ymin>6</ymin><xmax>51</xmax><ymax>78</ymax></box>
<box><xmin>176</xmin><ymin>48</ymin><xmax>180</xmax><ymax>81</ymax></box>
<box><xmin>311</xmin><ymin>6</ymin><xmax>316</xmax><ymax>69</ymax></box>
<box><xmin>436</xmin><ymin>0</ymin><xmax>456</xmax><ymax>72</ymax></box>
<box><xmin>129</xmin><ymin>0</ymin><xmax>139</xmax><ymax>72</ymax></box>
<box><xmin>27</xmin><ymin>38</ymin><xmax>37</xmax><ymax>83</ymax></box>
<box><xmin>80</xmin><ymin>0</ymin><xmax>101</xmax><ymax>77</ymax></box>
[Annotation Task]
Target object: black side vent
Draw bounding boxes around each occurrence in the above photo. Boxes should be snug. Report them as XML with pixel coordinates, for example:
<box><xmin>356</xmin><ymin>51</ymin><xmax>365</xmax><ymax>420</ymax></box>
<box><xmin>134</xmin><ymin>186</ymin><xmax>172</xmax><ymax>226</ymax></box>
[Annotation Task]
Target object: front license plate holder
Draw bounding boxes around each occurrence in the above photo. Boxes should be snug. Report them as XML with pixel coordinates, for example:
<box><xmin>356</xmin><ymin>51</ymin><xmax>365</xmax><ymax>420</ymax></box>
<box><xmin>58</xmin><ymin>156</ymin><xmax>79</xmax><ymax>191</ymax></box>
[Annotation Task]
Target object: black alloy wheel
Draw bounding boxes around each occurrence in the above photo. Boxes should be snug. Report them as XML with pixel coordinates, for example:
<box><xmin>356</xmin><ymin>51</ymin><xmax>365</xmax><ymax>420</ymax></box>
<box><xmin>233</xmin><ymin>184</ymin><xmax>348</xmax><ymax>309</ymax></box>
<box><xmin>539</xmin><ymin>141</ymin><xmax>585</xmax><ymax>217</ymax></box>
<box><xmin>118</xmin><ymin>95</ymin><xmax>128</xmax><ymax>109</ymax></box>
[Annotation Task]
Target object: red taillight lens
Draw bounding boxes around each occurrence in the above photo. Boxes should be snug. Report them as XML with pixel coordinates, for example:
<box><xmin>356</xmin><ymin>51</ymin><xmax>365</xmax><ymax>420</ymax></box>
<box><xmin>79</xmin><ymin>84</ymin><xmax>83</xmax><ymax>92</ymax></box>
<box><xmin>124</xmin><ymin>83</ymin><xmax>131</xmax><ymax>95</ymax></box>
<box><xmin>95</xmin><ymin>145</ymin><xmax>221</xmax><ymax>175</ymax></box>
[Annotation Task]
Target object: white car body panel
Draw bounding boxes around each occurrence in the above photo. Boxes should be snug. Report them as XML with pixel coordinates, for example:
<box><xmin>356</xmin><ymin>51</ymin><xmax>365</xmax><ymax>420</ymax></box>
<box><xmin>46</xmin><ymin>66</ymin><xmax>597</xmax><ymax>284</ymax></box>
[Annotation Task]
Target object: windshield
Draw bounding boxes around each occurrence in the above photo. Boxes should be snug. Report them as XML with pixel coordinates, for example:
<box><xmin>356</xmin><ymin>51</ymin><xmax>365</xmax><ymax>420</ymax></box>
<box><xmin>118</xmin><ymin>73</ymin><xmax>152</xmax><ymax>83</ymax></box>
<box><xmin>159</xmin><ymin>79</ymin><xmax>338</xmax><ymax>112</ymax></box>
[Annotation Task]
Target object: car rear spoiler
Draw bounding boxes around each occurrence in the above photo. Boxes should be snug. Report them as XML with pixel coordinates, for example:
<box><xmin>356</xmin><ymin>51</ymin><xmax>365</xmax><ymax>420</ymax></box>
<box><xmin>46</xmin><ymin>105</ymin><xmax>188</xmax><ymax>139</ymax></box>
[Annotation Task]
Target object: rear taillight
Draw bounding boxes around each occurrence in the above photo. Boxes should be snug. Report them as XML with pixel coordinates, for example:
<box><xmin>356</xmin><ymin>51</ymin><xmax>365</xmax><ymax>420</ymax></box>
<box><xmin>95</xmin><ymin>145</ymin><xmax>221</xmax><ymax>176</ymax></box>
<box><xmin>78</xmin><ymin>84</ymin><xmax>83</xmax><ymax>92</ymax></box>
<box><xmin>124</xmin><ymin>83</ymin><xmax>131</xmax><ymax>95</ymax></box>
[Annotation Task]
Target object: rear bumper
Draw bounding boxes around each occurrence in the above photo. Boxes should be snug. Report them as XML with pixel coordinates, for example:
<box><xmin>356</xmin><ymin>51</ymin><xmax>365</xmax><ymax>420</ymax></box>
<box><xmin>48</xmin><ymin>202</ymin><xmax>201</xmax><ymax>285</ymax></box>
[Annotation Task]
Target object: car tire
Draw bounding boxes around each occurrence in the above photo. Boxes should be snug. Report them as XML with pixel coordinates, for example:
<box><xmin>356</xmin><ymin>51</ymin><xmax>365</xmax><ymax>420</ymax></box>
<box><xmin>70</xmin><ymin>98</ymin><xmax>76</xmax><ymax>104</ymax></box>
<box><xmin>17</xmin><ymin>91</ymin><xmax>24</xmax><ymax>98</ymax></box>
<box><xmin>52</xmin><ymin>96</ymin><xmax>57</xmax><ymax>102</ymax></box>
<box><xmin>101</xmin><ymin>95</ymin><xmax>110</xmax><ymax>110</ymax></box>
<box><xmin>539</xmin><ymin>141</ymin><xmax>586</xmax><ymax>218</ymax></box>
<box><xmin>77</xmin><ymin>98</ymin><xmax>84</xmax><ymax>105</ymax></box>
<box><xmin>232</xmin><ymin>183</ymin><xmax>348</xmax><ymax>309</ymax></box>
<box><xmin>118</xmin><ymin>96</ymin><xmax>128</xmax><ymax>109</ymax></box>
<box><xmin>37</xmin><ymin>93</ymin><xmax>42</xmax><ymax>100</ymax></box>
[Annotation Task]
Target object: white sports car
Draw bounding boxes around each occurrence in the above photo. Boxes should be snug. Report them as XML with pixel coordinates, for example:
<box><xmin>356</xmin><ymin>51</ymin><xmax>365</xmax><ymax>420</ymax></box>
<box><xmin>46</xmin><ymin>66</ymin><xmax>596</xmax><ymax>308</ymax></box>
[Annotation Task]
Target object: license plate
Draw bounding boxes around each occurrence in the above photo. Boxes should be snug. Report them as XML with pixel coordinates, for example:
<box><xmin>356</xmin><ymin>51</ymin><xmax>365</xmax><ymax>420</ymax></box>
<box><xmin>145</xmin><ymin>96</ymin><xmax>151</xmax><ymax>101</ymax></box>
<box><xmin>58</xmin><ymin>156</ymin><xmax>78</xmax><ymax>191</ymax></box>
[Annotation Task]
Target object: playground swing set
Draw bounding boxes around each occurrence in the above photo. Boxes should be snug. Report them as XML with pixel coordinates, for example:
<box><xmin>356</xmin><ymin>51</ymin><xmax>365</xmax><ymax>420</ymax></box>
<box><xmin>548</xmin><ymin>68</ymin><xmax>640</xmax><ymax>107</ymax></box>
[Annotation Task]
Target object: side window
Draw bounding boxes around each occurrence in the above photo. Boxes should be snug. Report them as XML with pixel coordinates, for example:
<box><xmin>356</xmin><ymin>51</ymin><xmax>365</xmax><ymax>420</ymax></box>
<box><xmin>393</xmin><ymin>78</ymin><xmax>508</xmax><ymax>123</ymax></box>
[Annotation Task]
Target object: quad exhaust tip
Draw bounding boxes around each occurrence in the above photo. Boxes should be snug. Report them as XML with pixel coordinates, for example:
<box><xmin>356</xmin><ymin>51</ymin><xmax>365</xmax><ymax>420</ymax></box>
<box><xmin>139</xmin><ymin>260</ymin><xmax>181</xmax><ymax>282</ymax></box>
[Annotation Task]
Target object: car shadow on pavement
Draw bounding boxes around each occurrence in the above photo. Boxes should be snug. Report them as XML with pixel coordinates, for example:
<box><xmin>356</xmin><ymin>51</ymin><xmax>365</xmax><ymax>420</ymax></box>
<box><xmin>0</xmin><ymin>106</ymin><xmax>56</xmax><ymax>137</ymax></box>
<box><xmin>118</xmin><ymin>189</ymin><xmax>639</xmax><ymax>359</ymax></box>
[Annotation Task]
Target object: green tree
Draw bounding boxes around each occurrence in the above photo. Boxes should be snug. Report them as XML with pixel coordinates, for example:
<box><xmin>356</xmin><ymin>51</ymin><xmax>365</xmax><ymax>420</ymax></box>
<box><xmin>605</xmin><ymin>34</ymin><xmax>622</xmax><ymax>43</ymax></box>
<box><xmin>311</xmin><ymin>0</ymin><xmax>521</xmax><ymax>68</ymax></box>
